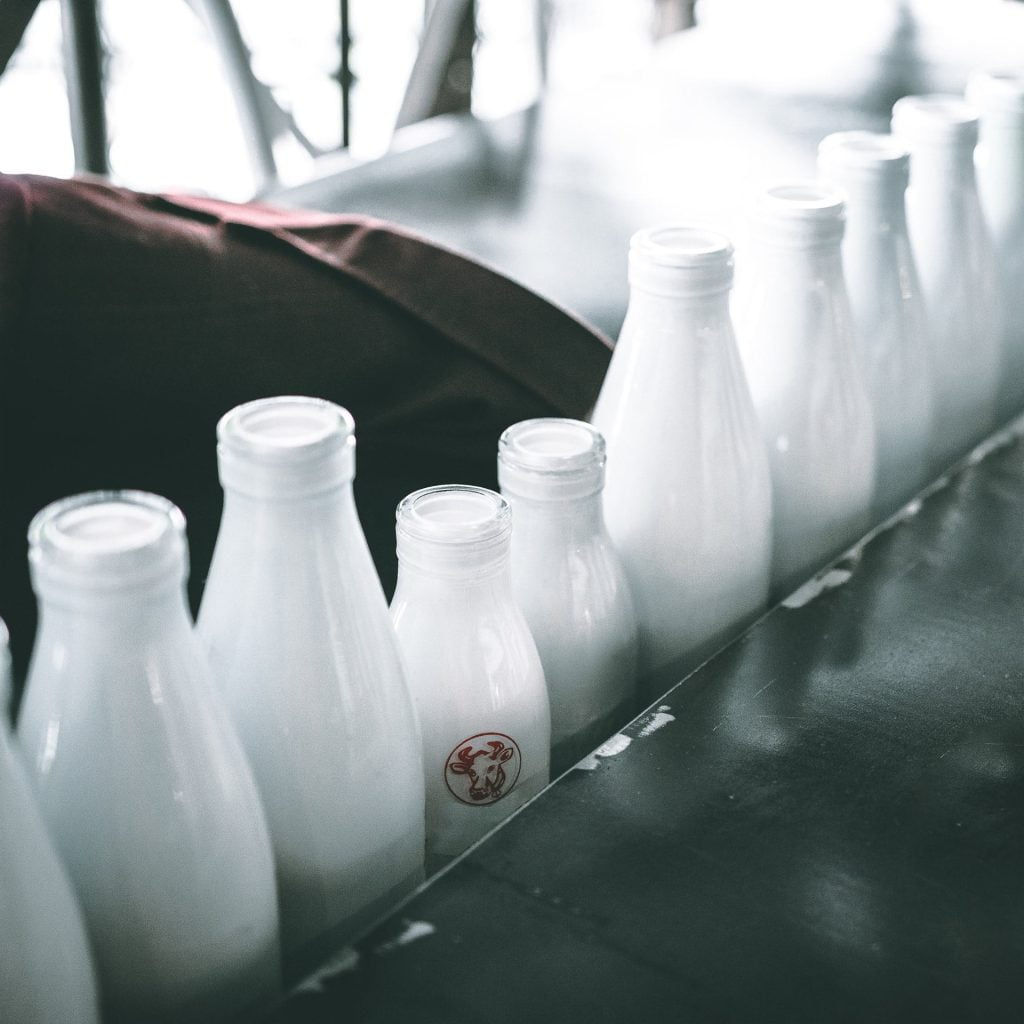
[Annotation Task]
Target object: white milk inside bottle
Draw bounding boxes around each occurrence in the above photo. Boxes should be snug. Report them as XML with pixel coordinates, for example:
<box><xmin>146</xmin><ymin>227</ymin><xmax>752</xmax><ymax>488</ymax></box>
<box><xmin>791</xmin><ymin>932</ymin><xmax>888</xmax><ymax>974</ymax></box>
<box><xmin>391</xmin><ymin>485</ymin><xmax>550</xmax><ymax>873</ymax></box>
<box><xmin>498</xmin><ymin>418</ymin><xmax>638</xmax><ymax>776</ymax></box>
<box><xmin>892</xmin><ymin>94</ymin><xmax>1002</xmax><ymax>469</ymax></box>
<box><xmin>1</xmin><ymin>617</ymin><xmax>101</xmax><ymax>1024</ymax></box>
<box><xmin>17</xmin><ymin>491</ymin><xmax>280</xmax><ymax>1024</ymax></box>
<box><xmin>966</xmin><ymin>70</ymin><xmax>1024</xmax><ymax>420</ymax></box>
<box><xmin>197</xmin><ymin>396</ymin><xmax>425</xmax><ymax>967</ymax></box>
<box><xmin>736</xmin><ymin>183</ymin><xmax>875</xmax><ymax>595</ymax></box>
<box><xmin>818</xmin><ymin>131</ymin><xmax>934</xmax><ymax>516</ymax></box>
<box><xmin>592</xmin><ymin>225</ymin><xmax>772</xmax><ymax>683</ymax></box>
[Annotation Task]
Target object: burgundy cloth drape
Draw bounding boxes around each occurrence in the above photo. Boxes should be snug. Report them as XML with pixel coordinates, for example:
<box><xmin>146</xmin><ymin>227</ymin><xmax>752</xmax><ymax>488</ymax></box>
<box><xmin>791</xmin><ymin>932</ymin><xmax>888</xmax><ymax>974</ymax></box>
<box><xmin>0</xmin><ymin>173</ymin><xmax>612</xmax><ymax>684</ymax></box>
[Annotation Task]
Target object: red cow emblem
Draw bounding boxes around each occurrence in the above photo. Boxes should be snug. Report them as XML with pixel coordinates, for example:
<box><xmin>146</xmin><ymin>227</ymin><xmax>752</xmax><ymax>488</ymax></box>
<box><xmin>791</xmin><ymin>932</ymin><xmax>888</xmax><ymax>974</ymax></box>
<box><xmin>444</xmin><ymin>733</ymin><xmax>522</xmax><ymax>806</ymax></box>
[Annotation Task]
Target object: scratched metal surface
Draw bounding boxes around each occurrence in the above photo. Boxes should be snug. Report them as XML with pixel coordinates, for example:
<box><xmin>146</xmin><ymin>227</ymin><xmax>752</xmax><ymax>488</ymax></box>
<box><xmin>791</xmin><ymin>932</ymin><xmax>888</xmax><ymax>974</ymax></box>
<box><xmin>269</xmin><ymin>422</ymin><xmax>1024</xmax><ymax>1023</ymax></box>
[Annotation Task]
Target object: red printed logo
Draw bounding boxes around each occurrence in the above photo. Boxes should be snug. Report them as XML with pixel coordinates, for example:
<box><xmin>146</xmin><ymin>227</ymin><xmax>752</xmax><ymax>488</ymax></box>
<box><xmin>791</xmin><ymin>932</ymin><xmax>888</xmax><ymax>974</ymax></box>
<box><xmin>444</xmin><ymin>733</ymin><xmax>522</xmax><ymax>806</ymax></box>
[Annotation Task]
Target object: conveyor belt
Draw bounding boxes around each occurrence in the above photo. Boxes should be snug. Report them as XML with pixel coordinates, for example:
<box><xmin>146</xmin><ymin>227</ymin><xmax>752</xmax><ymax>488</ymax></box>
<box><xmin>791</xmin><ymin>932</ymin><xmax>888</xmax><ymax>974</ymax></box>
<box><xmin>269</xmin><ymin>419</ymin><xmax>1024</xmax><ymax>1022</ymax></box>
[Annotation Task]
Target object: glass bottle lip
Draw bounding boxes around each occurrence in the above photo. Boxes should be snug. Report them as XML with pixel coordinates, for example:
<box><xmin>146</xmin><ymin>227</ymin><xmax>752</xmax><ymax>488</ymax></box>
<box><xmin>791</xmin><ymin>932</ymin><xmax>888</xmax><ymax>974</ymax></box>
<box><xmin>217</xmin><ymin>395</ymin><xmax>356</xmax><ymax>499</ymax></box>
<box><xmin>396</xmin><ymin>485</ymin><xmax>511</xmax><ymax>575</ymax></box>
<box><xmin>891</xmin><ymin>94</ymin><xmax>978</xmax><ymax>148</ymax></box>
<box><xmin>28</xmin><ymin>490</ymin><xmax>188</xmax><ymax>594</ymax></box>
<box><xmin>966</xmin><ymin>70</ymin><xmax>1024</xmax><ymax>118</ymax></box>
<box><xmin>750</xmin><ymin>181</ymin><xmax>846</xmax><ymax>246</ymax></box>
<box><xmin>498</xmin><ymin>418</ymin><xmax>606</xmax><ymax>501</ymax></box>
<box><xmin>818</xmin><ymin>131</ymin><xmax>910</xmax><ymax>179</ymax></box>
<box><xmin>628</xmin><ymin>223</ymin><xmax>733</xmax><ymax>296</ymax></box>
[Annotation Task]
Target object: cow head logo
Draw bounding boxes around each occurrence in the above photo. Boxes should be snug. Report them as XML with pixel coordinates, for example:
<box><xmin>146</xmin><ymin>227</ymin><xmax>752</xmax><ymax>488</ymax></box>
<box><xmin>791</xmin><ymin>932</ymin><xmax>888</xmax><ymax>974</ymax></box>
<box><xmin>444</xmin><ymin>733</ymin><xmax>522</xmax><ymax>806</ymax></box>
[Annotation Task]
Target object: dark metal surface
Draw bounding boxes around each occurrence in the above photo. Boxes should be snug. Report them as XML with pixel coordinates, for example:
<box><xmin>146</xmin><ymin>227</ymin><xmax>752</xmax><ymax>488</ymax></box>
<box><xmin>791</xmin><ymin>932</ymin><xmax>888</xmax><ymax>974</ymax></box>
<box><xmin>270</xmin><ymin>421</ymin><xmax>1024</xmax><ymax>1023</ymax></box>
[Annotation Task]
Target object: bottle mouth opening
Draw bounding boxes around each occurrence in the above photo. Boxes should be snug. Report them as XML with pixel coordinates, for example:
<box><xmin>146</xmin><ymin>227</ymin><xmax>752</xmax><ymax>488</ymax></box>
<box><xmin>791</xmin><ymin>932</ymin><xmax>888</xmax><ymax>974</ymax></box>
<box><xmin>892</xmin><ymin>94</ymin><xmax>978</xmax><ymax>142</ymax></box>
<box><xmin>967</xmin><ymin>70</ymin><xmax>1024</xmax><ymax>116</ymax></box>
<box><xmin>499</xmin><ymin>418</ymin><xmax>604</xmax><ymax>474</ymax></box>
<box><xmin>631</xmin><ymin>225</ymin><xmax>732</xmax><ymax>267</ymax></box>
<box><xmin>218</xmin><ymin>396</ymin><xmax>354</xmax><ymax>463</ymax></box>
<box><xmin>217</xmin><ymin>396</ymin><xmax>357</xmax><ymax>497</ymax></box>
<box><xmin>397</xmin><ymin>485</ymin><xmax>510</xmax><ymax>546</ymax></box>
<box><xmin>819</xmin><ymin>130</ymin><xmax>909</xmax><ymax>167</ymax></box>
<box><xmin>29</xmin><ymin>491</ymin><xmax>187</xmax><ymax>590</ymax></box>
<box><xmin>760</xmin><ymin>181</ymin><xmax>845</xmax><ymax>214</ymax></box>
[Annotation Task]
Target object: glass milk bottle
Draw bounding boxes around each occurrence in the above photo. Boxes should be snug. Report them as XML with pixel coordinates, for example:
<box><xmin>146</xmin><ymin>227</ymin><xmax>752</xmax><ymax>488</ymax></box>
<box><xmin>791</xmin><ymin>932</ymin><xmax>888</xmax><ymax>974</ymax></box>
<box><xmin>1</xmin><ymin>619</ymin><xmax>101</xmax><ymax>1024</ymax></box>
<box><xmin>736</xmin><ymin>184</ymin><xmax>875</xmax><ymax>595</ymax></box>
<box><xmin>498</xmin><ymin>418</ymin><xmax>638</xmax><ymax>776</ymax></box>
<box><xmin>818</xmin><ymin>131</ymin><xmax>934</xmax><ymax>516</ymax></box>
<box><xmin>17</xmin><ymin>491</ymin><xmax>279</xmax><ymax>1024</ymax></box>
<box><xmin>591</xmin><ymin>226</ymin><xmax>772</xmax><ymax>680</ymax></box>
<box><xmin>967</xmin><ymin>71</ymin><xmax>1024</xmax><ymax>420</ymax></box>
<box><xmin>892</xmin><ymin>95</ymin><xmax>1002</xmax><ymax>468</ymax></box>
<box><xmin>197</xmin><ymin>396</ymin><xmax>425</xmax><ymax>966</ymax></box>
<box><xmin>391</xmin><ymin>485</ymin><xmax>550</xmax><ymax>872</ymax></box>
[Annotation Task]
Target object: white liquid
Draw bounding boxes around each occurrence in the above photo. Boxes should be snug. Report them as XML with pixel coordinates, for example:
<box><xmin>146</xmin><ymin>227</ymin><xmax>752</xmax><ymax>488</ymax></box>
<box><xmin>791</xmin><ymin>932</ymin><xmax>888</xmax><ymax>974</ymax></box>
<box><xmin>968</xmin><ymin>71</ymin><xmax>1024</xmax><ymax>421</ymax></box>
<box><xmin>197</xmin><ymin>398</ymin><xmax>425</xmax><ymax>965</ymax></box>
<box><xmin>499</xmin><ymin>419</ymin><xmax>638</xmax><ymax>775</ymax></box>
<box><xmin>736</xmin><ymin>184</ymin><xmax>875</xmax><ymax>594</ymax></box>
<box><xmin>818</xmin><ymin>131</ymin><xmax>934</xmax><ymax>516</ymax></box>
<box><xmin>893</xmin><ymin>95</ymin><xmax>1002</xmax><ymax>469</ymax></box>
<box><xmin>1</xmin><ymin>708</ymin><xmax>100</xmax><ymax>1024</ymax></box>
<box><xmin>593</xmin><ymin>226</ymin><xmax>772</xmax><ymax>676</ymax></box>
<box><xmin>18</xmin><ymin>493</ymin><xmax>280</xmax><ymax>1024</ymax></box>
<box><xmin>391</xmin><ymin>486</ymin><xmax>550</xmax><ymax>871</ymax></box>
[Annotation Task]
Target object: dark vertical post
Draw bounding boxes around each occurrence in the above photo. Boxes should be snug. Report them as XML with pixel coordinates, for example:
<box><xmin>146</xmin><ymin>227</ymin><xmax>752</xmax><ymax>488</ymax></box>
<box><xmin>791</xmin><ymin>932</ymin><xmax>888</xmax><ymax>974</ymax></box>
<box><xmin>340</xmin><ymin>0</ymin><xmax>351</xmax><ymax>148</ymax></box>
<box><xmin>60</xmin><ymin>0</ymin><xmax>109</xmax><ymax>175</ymax></box>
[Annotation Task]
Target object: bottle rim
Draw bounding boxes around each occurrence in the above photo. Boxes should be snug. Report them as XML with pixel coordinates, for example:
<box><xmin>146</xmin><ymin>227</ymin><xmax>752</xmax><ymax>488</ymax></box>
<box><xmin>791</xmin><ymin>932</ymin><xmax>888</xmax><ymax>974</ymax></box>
<box><xmin>749</xmin><ymin>181</ymin><xmax>845</xmax><ymax>246</ymax></box>
<box><xmin>498</xmin><ymin>418</ymin><xmax>606</xmax><ymax>501</ymax></box>
<box><xmin>218</xmin><ymin>395</ymin><xmax>354</xmax><ymax>464</ymax></box>
<box><xmin>396</xmin><ymin>485</ymin><xmax>511</xmax><ymax>546</ymax></box>
<box><xmin>28</xmin><ymin>490</ymin><xmax>188</xmax><ymax>591</ymax></box>
<box><xmin>756</xmin><ymin>181</ymin><xmax>846</xmax><ymax>218</ymax></box>
<box><xmin>966</xmin><ymin>70</ymin><xmax>1024</xmax><ymax>117</ymax></box>
<box><xmin>217</xmin><ymin>396</ymin><xmax>357</xmax><ymax>498</ymax></box>
<box><xmin>891</xmin><ymin>94</ymin><xmax>978</xmax><ymax>145</ymax></box>
<box><xmin>818</xmin><ymin>130</ymin><xmax>910</xmax><ymax>171</ymax></box>
<box><xmin>498</xmin><ymin>418</ymin><xmax>605</xmax><ymax>475</ymax></box>
<box><xmin>628</xmin><ymin>223</ymin><xmax>734</xmax><ymax>296</ymax></box>
<box><xmin>630</xmin><ymin>225</ymin><xmax>733</xmax><ymax>267</ymax></box>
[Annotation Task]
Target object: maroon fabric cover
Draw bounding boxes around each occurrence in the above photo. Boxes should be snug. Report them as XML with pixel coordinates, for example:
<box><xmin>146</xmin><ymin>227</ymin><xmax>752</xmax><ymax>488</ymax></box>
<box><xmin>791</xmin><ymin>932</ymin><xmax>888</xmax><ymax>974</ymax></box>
<box><xmin>0</xmin><ymin>173</ymin><xmax>612</xmax><ymax>682</ymax></box>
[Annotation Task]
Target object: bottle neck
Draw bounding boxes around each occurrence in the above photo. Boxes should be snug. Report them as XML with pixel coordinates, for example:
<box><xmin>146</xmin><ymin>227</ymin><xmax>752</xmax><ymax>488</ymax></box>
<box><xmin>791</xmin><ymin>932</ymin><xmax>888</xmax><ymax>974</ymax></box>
<box><xmin>907</xmin><ymin>144</ymin><xmax>977</xmax><ymax>188</ymax></box>
<box><xmin>623</xmin><ymin>282</ymin><xmax>731</xmax><ymax>329</ymax></box>
<box><xmin>504</xmin><ymin>490</ymin><xmax>605</xmax><ymax>538</ymax></box>
<box><xmin>219</xmin><ymin>480</ymin><xmax>358</xmax><ymax>532</ymax></box>
<box><xmin>35</xmin><ymin>577</ymin><xmax>191</xmax><ymax>631</ymax></box>
<box><xmin>831</xmin><ymin>173</ymin><xmax>908</xmax><ymax>232</ymax></box>
<box><xmin>395</xmin><ymin>552</ymin><xmax>514</xmax><ymax>594</ymax></box>
<box><xmin>747</xmin><ymin>233</ymin><xmax>845</xmax><ymax>276</ymax></box>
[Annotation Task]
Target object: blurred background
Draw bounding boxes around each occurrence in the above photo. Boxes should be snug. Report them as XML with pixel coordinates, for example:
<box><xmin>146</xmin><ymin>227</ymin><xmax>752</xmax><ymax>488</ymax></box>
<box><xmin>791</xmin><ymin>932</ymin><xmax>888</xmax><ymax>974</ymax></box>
<box><xmin>2</xmin><ymin>0</ymin><xmax>1022</xmax><ymax>334</ymax></box>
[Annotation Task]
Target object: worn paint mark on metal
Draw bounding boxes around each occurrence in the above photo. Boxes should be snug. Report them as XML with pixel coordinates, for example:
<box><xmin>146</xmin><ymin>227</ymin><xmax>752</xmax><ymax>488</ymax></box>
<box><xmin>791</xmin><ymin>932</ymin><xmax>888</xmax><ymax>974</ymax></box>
<box><xmin>638</xmin><ymin>710</ymin><xmax>676</xmax><ymax>738</ymax></box>
<box><xmin>292</xmin><ymin>947</ymin><xmax>360</xmax><ymax>994</ymax></box>
<box><xmin>782</xmin><ymin>567</ymin><xmax>854</xmax><ymax>609</ymax></box>
<box><xmin>374</xmin><ymin>920</ymin><xmax>436</xmax><ymax>956</ymax></box>
<box><xmin>575</xmin><ymin>732</ymin><xmax>633</xmax><ymax>770</ymax></box>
